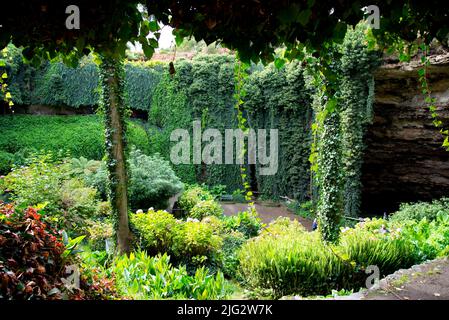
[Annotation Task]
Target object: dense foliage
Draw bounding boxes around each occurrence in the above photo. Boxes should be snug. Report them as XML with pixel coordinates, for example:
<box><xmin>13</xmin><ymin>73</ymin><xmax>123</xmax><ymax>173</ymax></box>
<box><xmin>0</xmin><ymin>46</ymin><xmax>163</xmax><ymax>112</ymax></box>
<box><xmin>0</xmin><ymin>203</ymin><xmax>112</xmax><ymax>300</ymax></box>
<box><xmin>0</xmin><ymin>154</ymin><xmax>100</xmax><ymax>234</ymax></box>
<box><xmin>0</xmin><ymin>115</ymin><xmax>150</xmax><ymax>174</ymax></box>
<box><xmin>113</xmin><ymin>251</ymin><xmax>230</xmax><ymax>300</ymax></box>
<box><xmin>390</xmin><ymin>198</ymin><xmax>449</xmax><ymax>223</ymax></box>
<box><xmin>82</xmin><ymin>149</ymin><xmax>183</xmax><ymax>211</ymax></box>
<box><xmin>238</xmin><ymin>213</ymin><xmax>449</xmax><ymax>298</ymax></box>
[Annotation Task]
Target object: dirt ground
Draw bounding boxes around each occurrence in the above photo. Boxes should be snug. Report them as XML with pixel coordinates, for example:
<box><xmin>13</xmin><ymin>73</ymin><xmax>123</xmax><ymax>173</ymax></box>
<box><xmin>361</xmin><ymin>258</ymin><xmax>449</xmax><ymax>300</ymax></box>
<box><xmin>220</xmin><ymin>201</ymin><xmax>314</xmax><ymax>231</ymax></box>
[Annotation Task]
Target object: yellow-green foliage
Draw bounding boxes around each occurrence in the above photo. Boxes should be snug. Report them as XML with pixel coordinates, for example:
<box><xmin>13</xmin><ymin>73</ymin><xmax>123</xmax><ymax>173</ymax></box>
<box><xmin>130</xmin><ymin>209</ymin><xmax>223</xmax><ymax>266</ymax></box>
<box><xmin>238</xmin><ymin>217</ymin><xmax>418</xmax><ymax>298</ymax></box>
<box><xmin>130</xmin><ymin>209</ymin><xmax>177</xmax><ymax>255</ymax></box>
<box><xmin>86</xmin><ymin>219</ymin><xmax>114</xmax><ymax>251</ymax></box>
<box><xmin>172</xmin><ymin>220</ymin><xmax>223</xmax><ymax>261</ymax></box>
<box><xmin>113</xmin><ymin>251</ymin><xmax>231</xmax><ymax>300</ymax></box>
<box><xmin>178</xmin><ymin>185</ymin><xmax>214</xmax><ymax>214</ymax></box>
<box><xmin>190</xmin><ymin>199</ymin><xmax>224</xmax><ymax>220</ymax></box>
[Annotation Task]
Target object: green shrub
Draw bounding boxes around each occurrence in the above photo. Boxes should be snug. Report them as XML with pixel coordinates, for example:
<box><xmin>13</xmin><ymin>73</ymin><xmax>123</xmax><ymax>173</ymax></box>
<box><xmin>128</xmin><ymin>148</ymin><xmax>183</xmax><ymax>210</ymax></box>
<box><xmin>0</xmin><ymin>151</ymin><xmax>14</xmax><ymax>175</ymax></box>
<box><xmin>190</xmin><ymin>199</ymin><xmax>224</xmax><ymax>220</ymax></box>
<box><xmin>238</xmin><ymin>222</ymin><xmax>353</xmax><ymax>298</ymax></box>
<box><xmin>221</xmin><ymin>230</ymin><xmax>246</xmax><ymax>279</ymax></box>
<box><xmin>113</xmin><ymin>251</ymin><xmax>231</xmax><ymax>300</ymax></box>
<box><xmin>60</xmin><ymin>178</ymin><xmax>98</xmax><ymax>216</ymax></box>
<box><xmin>95</xmin><ymin>201</ymin><xmax>112</xmax><ymax>218</ymax></box>
<box><xmin>0</xmin><ymin>115</ymin><xmax>149</xmax><ymax>161</ymax></box>
<box><xmin>397</xmin><ymin>213</ymin><xmax>449</xmax><ymax>261</ymax></box>
<box><xmin>238</xmin><ymin>217</ymin><xmax>422</xmax><ymax>298</ymax></box>
<box><xmin>287</xmin><ymin>200</ymin><xmax>315</xmax><ymax>218</ymax></box>
<box><xmin>223</xmin><ymin>207</ymin><xmax>264</xmax><ymax>238</ymax></box>
<box><xmin>1</xmin><ymin>153</ymin><xmax>100</xmax><ymax>234</ymax></box>
<box><xmin>82</xmin><ymin>149</ymin><xmax>182</xmax><ymax>210</ymax></box>
<box><xmin>178</xmin><ymin>185</ymin><xmax>214</xmax><ymax>214</ymax></box>
<box><xmin>339</xmin><ymin>225</ymin><xmax>416</xmax><ymax>277</ymax></box>
<box><xmin>231</xmin><ymin>189</ymin><xmax>247</xmax><ymax>203</ymax></box>
<box><xmin>1</xmin><ymin>153</ymin><xmax>68</xmax><ymax>216</ymax></box>
<box><xmin>172</xmin><ymin>220</ymin><xmax>223</xmax><ymax>266</ymax></box>
<box><xmin>86</xmin><ymin>219</ymin><xmax>114</xmax><ymax>252</ymax></box>
<box><xmin>390</xmin><ymin>198</ymin><xmax>449</xmax><ymax>223</ymax></box>
<box><xmin>130</xmin><ymin>209</ymin><xmax>178</xmax><ymax>255</ymax></box>
<box><xmin>130</xmin><ymin>209</ymin><xmax>223</xmax><ymax>270</ymax></box>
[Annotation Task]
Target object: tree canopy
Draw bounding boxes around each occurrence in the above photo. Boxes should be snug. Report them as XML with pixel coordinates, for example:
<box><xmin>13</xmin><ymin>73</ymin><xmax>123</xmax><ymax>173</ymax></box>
<box><xmin>2</xmin><ymin>1</ymin><xmax>448</xmax><ymax>63</ymax></box>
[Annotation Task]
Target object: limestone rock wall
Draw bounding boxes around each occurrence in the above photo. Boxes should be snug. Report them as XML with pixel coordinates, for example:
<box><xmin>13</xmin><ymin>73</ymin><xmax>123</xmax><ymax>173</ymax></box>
<box><xmin>361</xmin><ymin>53</ymin><xmax>449</xmax><ymax>215</ymax></box>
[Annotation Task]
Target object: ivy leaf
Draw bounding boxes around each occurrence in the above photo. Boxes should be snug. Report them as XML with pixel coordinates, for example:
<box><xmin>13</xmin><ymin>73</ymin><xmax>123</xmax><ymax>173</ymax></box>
<box><xmin>141</xmin><ymin>41</ymin><xmax>155</xmax><ymax>58</ymax></box>
<box><xmin>274</xmin><ymin>58</ymin><xmax>286</xmax><ymax>69</ymax></box>
<box><xmin>443</xmin><ymin>137</ymin><xmax>449</xmax><ymax>147</ymax></box>
<box><xmin>149</xmin><ymin>20</ymin><xmax>159</xmax><ymax>32</ymax></box>
<box><xmin>325</xmin><ymin>98</ymin><xmax>337</xmax><ymax>113</ymax></box>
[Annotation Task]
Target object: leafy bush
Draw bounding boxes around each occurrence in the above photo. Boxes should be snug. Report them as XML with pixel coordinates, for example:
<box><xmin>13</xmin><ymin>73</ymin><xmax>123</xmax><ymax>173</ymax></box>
<box><xmin>83</xmin><ymin>149</ymin><xmax>182</xmax><ymax>210</ymax></box>
<box><xmin>238</xmin><ymin>217</ymin><xmax>421</xmax><ymax>298</ymax></box>
<box><xmin>221</xmin><ymin>230</ymin><xmax>246</xmax><ymax>279</ymax></box>
<box><xmin>0</xmin><ymin>151</ymin><xmax>14</xmax><ymax>175</ymax></box>
<box><xmin>172</xmin><ymin>220</ymin><xmax>223</xmax><ymax>266</ymax></box>
<box><xmin>130</xmin><ymin>209</ymin><xmax>223</xmax><ymax>269</ymax></box>
<box><xmin>86</xmin><ymin>220</ymin><xmax>114</xmax><ymax>252</ymax></box>
<box><xmin>397</xmin><ymin>213</ymin><xmax>449</xmax><ymax>261</ymax></box>
<box><xmin>223</xmin><ymin>207</ymin><xmax>264</xmax><ymax>238</ymax></box>
<box><xmin>287</xmin><ymin>200</ymin><xmax>315</xmax><ymax>218</ymax></box>
<box><xmin>190</xmin><ymin>199</ymin><xmax>224</xmax><ymax>220</ymax></box>
<box><xmin>239</xmin><ymin>220</ymin><xmax>353</xmax><ymax>298</ymax></box>
<box><xmin>0</xmin><ymin>115</ymin><xmax>150</xmax><ymax>161</ymax></box>
<box><xmin>128</xmin><ymin>148</ymin><xmax>183</xmax><ymax>210</ymax></box>
<box><xmin>1</xmin><ymin>153</ymin><xmax>100</xmax><ymax>234</ymax></box>
<box><xmin>130</xmin><ymin>209</ymin><xmax>178</xmax><ymax>255</ymax></box>
<box><xmin>113</xmin><ymin>251</ymin><xmax>231</xmax><ymax>300</ymax></box>
<box><xmin>178</xmin><ymin>185</ymin><xmax>214</xmax><ymax>214</ymax></box>
<box><xmin>390</xmin><ymin>198</ymin><xmax>449</xmax><ymax>223</ymax></box>
<box><xmin>339</xmin><ymin>223</ymin><xmax>416</xmax><ymax>277</ymax></box>
<box><xmin>231</xmin><ymin>189</ymin><xmax>247</xmax><ymax>203</ymax></box>
<box><xmin>60</xmin><ymin>178</ymin><xmax>99</xmax><ymax>231</ymax></box>
<box><xmin>1</xmin><ymin>153</ymin><xmax>69</xmax><ymax>215</ymax></box>
<box><xmin>0</xmin><ymin>204</ymin><xmax>108</xmax><ymax>300</ymax></box>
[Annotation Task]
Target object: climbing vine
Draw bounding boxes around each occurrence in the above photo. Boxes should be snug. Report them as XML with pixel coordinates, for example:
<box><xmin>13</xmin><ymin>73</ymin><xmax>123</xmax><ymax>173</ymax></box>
<box><xmin>306</xmin><ymin>24</ymin><xmax>380</xmax><ymax>241</ymax></box>
<box><xmin>233</xmin><ymin>56</ymin><xmax>253</xmax><ymax>204</ymax></box>
<box><xmin>0</xmin><ymin>46</ymin><xmax>14</xmax><ymax>109</ymax></box>
<box><xmin>418</xmin><ymin>43</ymin><xmax>449</xmax><ymax>150</ymax></box>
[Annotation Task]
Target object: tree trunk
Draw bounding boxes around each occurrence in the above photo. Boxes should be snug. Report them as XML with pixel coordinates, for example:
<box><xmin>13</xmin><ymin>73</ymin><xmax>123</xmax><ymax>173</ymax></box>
<box><xmin>99</xmin><ymin>54</ymin><xmax>131</xmax><ymax>254</ymax></box>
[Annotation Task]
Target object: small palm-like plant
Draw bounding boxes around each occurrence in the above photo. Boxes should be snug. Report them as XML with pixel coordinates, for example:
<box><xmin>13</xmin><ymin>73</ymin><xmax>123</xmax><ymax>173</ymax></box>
<box><xmin>70</xmin><ymin>157</ymin><xmax>102</xmax><ymax>175</ymax></box>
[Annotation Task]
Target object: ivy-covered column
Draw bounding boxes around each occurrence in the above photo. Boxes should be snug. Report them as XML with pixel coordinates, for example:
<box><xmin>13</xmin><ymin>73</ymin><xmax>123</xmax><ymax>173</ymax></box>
<box><xmin>339</xmin><ymin>26</ymin><xmax>379</xmax><ymax>217</ymax></box>
<box><xmin>316</xmin><ymin>109</ymin><xmax>343</xmax><ymax>242</ymax></box>
<box><xmin>99</xmin><ymin>53</ymin><xmax>131</xmax><ymax>254</ymax></box>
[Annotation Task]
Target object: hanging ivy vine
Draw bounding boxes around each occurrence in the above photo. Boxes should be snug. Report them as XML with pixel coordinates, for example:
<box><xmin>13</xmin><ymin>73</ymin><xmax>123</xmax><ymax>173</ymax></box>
<box><xmin>306</xmin><ymin>24</ymin><xmax>380</xmax><ymax>241</ymax></box>
<box><xmin>0</xmin><ymin>46</ymin><xmax>14</xmax><ymax>109</ymax></box>
<box><xmin>418</xmin><ymin>43</ymin><xmax>449</xmax><ymax>150</ymax></box>
<box><xmin>233</xmin><ymin>55</ymin><xmax>254</xmax><ymax>205</ymax></box>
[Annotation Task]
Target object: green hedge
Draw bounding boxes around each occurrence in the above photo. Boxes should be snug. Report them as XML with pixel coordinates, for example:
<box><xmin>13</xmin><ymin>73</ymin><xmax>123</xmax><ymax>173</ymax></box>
<box><xmin>1</xmin><ymin>46</ymin><xmax>164</xmax><ymax>112</ymax></box>
<box><xmin>0</xmin><ymin>115</ymin><xmax>149</xmax><ymax>173</ymax></box>
<box><xmin>149</xmin><ymin>55</ymin><xmax>314</xmax><ymax>198</ymax></box>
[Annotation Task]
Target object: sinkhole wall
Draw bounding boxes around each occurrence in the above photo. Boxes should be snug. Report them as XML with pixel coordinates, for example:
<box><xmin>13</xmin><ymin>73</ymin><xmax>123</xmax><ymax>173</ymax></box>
<box><xmin>361</xmin><ymin>53</ymin><xmax>449</xmax><ymax>215</ymax></box>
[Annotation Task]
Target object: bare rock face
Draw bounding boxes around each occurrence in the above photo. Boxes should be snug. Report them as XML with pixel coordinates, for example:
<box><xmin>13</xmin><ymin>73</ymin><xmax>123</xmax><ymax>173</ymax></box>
<box><xmin>361</xmin><ymin>53</ymin><xmax>449</xmax><ymax>215</ymax></box>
